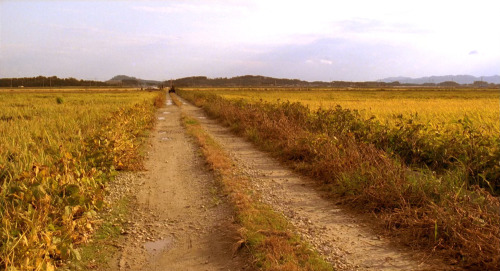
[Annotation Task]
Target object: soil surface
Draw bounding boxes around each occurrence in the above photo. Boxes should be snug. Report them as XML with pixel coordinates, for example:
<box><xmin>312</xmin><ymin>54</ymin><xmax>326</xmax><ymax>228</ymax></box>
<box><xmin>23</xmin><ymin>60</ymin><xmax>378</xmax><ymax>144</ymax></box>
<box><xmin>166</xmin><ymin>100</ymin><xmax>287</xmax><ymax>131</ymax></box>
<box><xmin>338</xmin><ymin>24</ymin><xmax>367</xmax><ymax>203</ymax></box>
<box><xmin>104</xmin><ymin>94</ymin><xmax>249</xmax><ymax>270</ymax></box>
<box><xmin>103</xmin><ymin>93</ymin><xmax>454</xmax><ymax>271</ymax></box>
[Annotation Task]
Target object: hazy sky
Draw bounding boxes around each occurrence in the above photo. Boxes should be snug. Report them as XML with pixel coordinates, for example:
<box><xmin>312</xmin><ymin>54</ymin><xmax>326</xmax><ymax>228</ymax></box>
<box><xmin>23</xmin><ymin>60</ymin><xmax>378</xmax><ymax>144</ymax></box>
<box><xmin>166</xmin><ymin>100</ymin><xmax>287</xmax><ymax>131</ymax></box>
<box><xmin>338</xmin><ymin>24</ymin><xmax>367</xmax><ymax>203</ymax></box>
<box><xmin>1</xmin><ymin>0</ymin><xmax>499</xmax><ymax>81</ymax></box>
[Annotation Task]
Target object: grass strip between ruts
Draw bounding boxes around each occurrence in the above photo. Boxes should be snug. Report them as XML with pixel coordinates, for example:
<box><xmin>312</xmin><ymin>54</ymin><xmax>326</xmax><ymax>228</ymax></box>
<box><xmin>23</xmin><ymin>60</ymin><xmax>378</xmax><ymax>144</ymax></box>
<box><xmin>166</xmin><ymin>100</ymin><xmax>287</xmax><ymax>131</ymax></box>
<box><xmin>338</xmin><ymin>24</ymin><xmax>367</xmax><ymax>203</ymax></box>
<box><xmin>180</xmin><ymin>113</ymin><xmax>333</xmax><ymax>271</ymax></box>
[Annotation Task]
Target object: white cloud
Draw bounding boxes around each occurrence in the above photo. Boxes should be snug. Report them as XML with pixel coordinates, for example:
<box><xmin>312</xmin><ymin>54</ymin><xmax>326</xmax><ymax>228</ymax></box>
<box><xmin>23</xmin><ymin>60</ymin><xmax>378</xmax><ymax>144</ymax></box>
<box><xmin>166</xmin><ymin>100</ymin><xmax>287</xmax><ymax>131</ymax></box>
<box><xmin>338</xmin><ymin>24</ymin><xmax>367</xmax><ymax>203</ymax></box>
<box><xmin>320</xmin><ymin>59</ymin><xmax>333</xmax><ymax>65</ymax></box>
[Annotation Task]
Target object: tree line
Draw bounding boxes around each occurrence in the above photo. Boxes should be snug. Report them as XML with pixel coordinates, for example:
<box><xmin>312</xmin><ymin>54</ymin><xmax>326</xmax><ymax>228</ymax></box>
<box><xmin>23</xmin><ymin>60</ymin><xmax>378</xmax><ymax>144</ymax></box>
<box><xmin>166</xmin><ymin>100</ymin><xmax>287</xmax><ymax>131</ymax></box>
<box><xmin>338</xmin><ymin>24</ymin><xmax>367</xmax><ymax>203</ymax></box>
<box><xmin>2</xmin><ymin>75</ymin><xmax>498</xmax><ymax>88</ymax></box>
<box><xmin>0</xmin><ymin>76</ymin><xmax>108</xmax><ymax>87</ymax></box>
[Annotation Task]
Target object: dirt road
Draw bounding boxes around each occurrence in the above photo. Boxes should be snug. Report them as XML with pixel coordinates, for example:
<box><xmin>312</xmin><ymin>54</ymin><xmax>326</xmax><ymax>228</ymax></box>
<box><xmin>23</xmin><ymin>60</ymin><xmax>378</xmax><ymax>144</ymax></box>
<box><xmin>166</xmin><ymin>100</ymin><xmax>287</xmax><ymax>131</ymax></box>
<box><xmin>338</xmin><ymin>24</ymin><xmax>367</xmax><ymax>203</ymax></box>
<box><xmin>105</xmin><ymin>93</ymin><xmax>451</xmax><ymax>270</ymax></box>
<box><xmin>107</xmin><ymin>95</ymin><xmax>249</xmax><ymax>270</ymax></box>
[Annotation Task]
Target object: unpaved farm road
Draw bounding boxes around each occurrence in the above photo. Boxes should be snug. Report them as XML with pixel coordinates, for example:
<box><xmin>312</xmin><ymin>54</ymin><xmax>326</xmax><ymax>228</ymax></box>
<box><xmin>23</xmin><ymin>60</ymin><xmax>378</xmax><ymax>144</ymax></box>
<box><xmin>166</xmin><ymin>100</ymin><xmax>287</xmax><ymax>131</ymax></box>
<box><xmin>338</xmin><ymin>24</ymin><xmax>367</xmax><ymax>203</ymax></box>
<box><xmin>106</xmin><ymin>95</ymin><xmax>250</xmax><ymax>271</ymax></box>
<box><xmin>103</xmin><ymin>93</ymin><xmax>455</xmax><ymax>271</ymax></box>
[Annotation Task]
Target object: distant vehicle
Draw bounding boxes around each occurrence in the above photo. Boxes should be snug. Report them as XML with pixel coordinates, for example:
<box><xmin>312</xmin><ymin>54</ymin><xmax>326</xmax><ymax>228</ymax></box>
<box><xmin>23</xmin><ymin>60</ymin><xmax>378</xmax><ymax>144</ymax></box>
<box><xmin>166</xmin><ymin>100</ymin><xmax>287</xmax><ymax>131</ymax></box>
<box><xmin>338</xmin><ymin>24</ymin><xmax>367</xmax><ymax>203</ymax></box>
<box><xmin>168</xmin><ymin>86</ymin><xmax>176</xmax><ymax>93</ymax></box>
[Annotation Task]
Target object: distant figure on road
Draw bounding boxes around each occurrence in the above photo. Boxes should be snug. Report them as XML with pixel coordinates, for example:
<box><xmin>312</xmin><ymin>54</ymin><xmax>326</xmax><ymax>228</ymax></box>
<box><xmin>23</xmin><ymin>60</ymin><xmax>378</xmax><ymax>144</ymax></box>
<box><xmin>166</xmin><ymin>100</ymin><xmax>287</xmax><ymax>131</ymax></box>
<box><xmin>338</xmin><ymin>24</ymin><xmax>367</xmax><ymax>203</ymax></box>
<box><xmin>169</xmin><ymin>85</ymin><xmax>176</xmax><ymax>93</ymax></box>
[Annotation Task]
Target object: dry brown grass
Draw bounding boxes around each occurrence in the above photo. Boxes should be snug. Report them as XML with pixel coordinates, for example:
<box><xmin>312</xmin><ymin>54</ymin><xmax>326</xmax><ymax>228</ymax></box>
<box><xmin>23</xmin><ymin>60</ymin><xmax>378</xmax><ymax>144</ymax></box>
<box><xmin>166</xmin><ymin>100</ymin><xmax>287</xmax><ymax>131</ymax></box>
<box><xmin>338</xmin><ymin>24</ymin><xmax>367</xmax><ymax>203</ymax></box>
<box><xmin>170</xmin><ymin>93</ymin><xmax>183</xmax><ymax>107</ymax></box>
<box><xmin>178</xmin><ymin>89</ymin><xmax>500</xmax><ymax>270</ymax></box>
<box><xmin>154</xmin><ymin>91</ymin><xmax>166</xmax><ymax>108</ymax></box>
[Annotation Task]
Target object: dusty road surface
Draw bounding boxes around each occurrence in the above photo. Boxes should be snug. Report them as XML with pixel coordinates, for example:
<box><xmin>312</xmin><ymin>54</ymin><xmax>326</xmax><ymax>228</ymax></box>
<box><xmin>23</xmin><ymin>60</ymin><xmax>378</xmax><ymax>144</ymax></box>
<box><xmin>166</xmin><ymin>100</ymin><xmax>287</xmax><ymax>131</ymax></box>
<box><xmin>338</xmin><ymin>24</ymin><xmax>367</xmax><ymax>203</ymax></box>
<box><xmin>105</xmin><ymin>93</ymin><xmax>455</xmax><ymax>271</ymax></box>
<box><xmin>107</xmin><ymin>95</ymin><xmax>250</xmax><ymax>271</ymax></box>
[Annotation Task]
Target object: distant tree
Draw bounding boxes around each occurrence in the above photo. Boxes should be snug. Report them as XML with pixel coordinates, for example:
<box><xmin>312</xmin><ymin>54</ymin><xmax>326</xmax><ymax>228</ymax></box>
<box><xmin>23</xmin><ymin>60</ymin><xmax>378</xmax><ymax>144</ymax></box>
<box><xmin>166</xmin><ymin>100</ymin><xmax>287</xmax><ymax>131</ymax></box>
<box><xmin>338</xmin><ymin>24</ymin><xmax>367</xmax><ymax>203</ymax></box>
<box><xmin>438</xmin><ymin>81</ymin><xmax>460</xmax><ymax>87</ymax></box>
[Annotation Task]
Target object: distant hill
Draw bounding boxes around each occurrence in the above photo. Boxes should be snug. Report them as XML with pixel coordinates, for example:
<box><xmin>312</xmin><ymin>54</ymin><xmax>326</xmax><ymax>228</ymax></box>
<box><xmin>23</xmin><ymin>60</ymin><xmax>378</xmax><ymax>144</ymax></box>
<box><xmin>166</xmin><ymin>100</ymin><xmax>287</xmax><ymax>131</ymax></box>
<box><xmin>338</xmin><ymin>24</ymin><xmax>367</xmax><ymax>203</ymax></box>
<box><xmin>107</xmin><ymin>75</ymin><xmax>162</xmax><ymax>86</ymax></box>
<box><xmin>380</xmin><ymin>75</ymin><xmax>500</xmax><ymax>84</ymax></box>
<box><xmin>109</xmin><ymin>75</ymin><xmax>138</xmax><ymax>81</ymax></box>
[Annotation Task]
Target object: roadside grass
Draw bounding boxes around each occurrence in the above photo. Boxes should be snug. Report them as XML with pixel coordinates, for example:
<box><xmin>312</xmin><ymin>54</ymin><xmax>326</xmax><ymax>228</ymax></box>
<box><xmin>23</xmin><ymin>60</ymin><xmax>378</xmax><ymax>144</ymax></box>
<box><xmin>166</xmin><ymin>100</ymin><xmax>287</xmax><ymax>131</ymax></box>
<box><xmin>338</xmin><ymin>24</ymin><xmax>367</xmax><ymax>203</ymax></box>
<box><xmin>79</xmin><ymin>92</ymin><xmax>166</xmax><ymax>270</ymax></box>
<box><xmin>178</xmin><ymin>89</ymin><xmax>500</xmax><ymax>270</ymax></box>
<box><xmin>181</xmin><ymin>114</ymin><xmax>333</xmax><ymax>271</ymax></box>
<box><xmin>184</xmin><ymin>88</ymin><xmax>500</xmax><ymax>192</ymax></box>
<box><xmin>0</xmin><ymin>90</ymin><xmax>162</xmax><ymax>270</ymax></box>
<box><xmin>78</xmin><ymin>196</ymin><xmax>130</xmax><ymax>270</ymax></box>
<box><xmin>170</xmin><ymin>93</ymin><xmax>183</xmax><ymax>107</ymax></box>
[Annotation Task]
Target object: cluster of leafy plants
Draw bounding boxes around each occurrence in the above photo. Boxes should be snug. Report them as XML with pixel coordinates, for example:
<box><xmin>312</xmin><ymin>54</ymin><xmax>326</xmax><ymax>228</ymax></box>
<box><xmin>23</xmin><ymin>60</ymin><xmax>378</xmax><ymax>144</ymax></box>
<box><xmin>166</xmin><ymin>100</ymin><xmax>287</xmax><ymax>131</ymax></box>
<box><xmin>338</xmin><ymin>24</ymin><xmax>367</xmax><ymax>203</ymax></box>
<box><xmin>178</xmin><ymin>89</ymin><xmax>499</xmax><ymax>269</ymax></box>
<box><xmin>310</xmin><ymin>106</ymin><xmax>500</xmax><ymax>194</ymax></box>
<box><xmin>0</xmin><ymin>96</ymin><xmax>158</xmax><ymax>270</ymax></box>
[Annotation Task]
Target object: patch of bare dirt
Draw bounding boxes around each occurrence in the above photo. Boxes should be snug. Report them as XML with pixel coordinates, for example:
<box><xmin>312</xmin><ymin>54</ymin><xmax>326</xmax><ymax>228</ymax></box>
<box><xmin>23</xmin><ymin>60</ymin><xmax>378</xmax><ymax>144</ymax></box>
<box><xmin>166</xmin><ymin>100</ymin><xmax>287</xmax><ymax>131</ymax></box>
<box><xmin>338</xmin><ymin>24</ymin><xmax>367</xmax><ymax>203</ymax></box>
<box><xmin>104</xmin><ymin>94</ymin><xmax>250</xmax><ymax>271</ymax></box>
<box><xmin>178</xmin><ymin>96</ymin><xmax>456</xmax><ymax>271</ymax></box>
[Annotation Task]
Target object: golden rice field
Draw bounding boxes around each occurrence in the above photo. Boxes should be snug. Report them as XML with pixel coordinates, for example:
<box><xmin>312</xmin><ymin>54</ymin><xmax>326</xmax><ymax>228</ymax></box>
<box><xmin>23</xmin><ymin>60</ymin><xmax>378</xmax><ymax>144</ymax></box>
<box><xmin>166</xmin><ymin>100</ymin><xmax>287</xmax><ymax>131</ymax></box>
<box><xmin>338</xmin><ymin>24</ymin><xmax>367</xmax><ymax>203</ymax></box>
<box><xmin>181</xmin><ymin>87</ymin><xmax>500</xmax><ymax>197</ymax></box>
<box><xmin>197</xmin><ymin>88</ymin><xmax>499</xmax><ymax>135</ymax></box>
<box><xmin>0</xmin><ymin>89</ymin><xmax>160</xmax><ymax>269</ymax></box>
<box><xmin>0</xmin><ymin>89</ymin><xmax>157</xmax><ymax>179</ymax></box>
